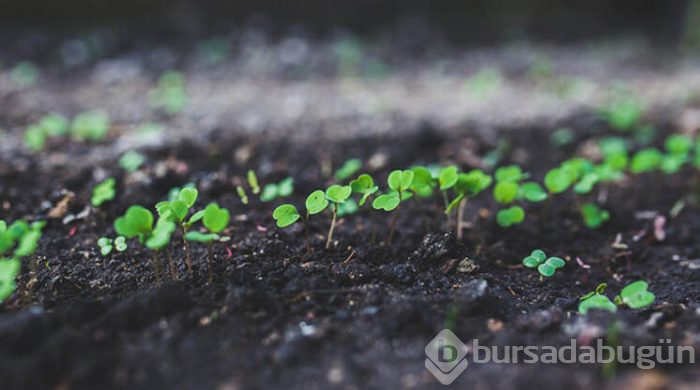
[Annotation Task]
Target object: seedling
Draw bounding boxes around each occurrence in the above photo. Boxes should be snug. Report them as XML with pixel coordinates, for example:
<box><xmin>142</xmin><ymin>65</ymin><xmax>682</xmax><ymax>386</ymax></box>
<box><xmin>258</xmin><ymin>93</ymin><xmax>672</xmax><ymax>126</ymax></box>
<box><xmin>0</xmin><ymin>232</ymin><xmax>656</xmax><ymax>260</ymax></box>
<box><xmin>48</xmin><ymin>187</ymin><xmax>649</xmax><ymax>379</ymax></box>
<box><xmin>71</xmin><ymin>110</ymin><xmax>110</xmax><ymax>141</ymax></box>
<box><xmin>579</xmin><ymin>281</ymin><xmax>654</xmax><ymax>314</ymax></box>
<box><xmin>325</xmin><ymin>184</ymin><xmax>352</xmax><ymax>248</ymax></box>
<box><xmin>522</xmin><ymin>249</ymin><xmax>565</xmax><ymax>277</ymax></box>
<box><xmin>614</xmin><ymin>280</ymin><xmax>655</xmax><ymax>309</ymax></box>
<box><xmin>186</xmin><ymin>202</ymin><xmax>230</xmax><ymax>281</ymax></box>
<box><xmin>149</xmin><ymin>71</ymin><xmax>188</xmax><ymax>115</ymax></box>
<box><xmin>349</xmin><ymin>174</ymin><xmax>379</xmax><ymax>205</ymax></box>
<box><xmin>260</xmin><ymin>177</ymin><xmax>294</xmax><ymax>202</ymax></box>
<box><xmin>496</xmin><ymin>206</ymin><xmax>525</xmax><ymax>228</ymax></box>
<box><xmin>0</xmin><ymin>258</ymin><xmax>20</xmax><ymax>303</ymax></box>
<box><xmin>581</xmin><ymin>203</ymin><xmax>610</xmax><ymax>229</ymax></box>
<box><xmin>630</xmin><ymin>148</ymin><xmax>662</xmax><ymax>173</ymax></box>
<box><xmin>578</xmin><ymin>283</ymin><xmax>617</xmax><ymax>314</ymax></box>
<box><xmin>97</xmin><ymin>236</ymin><xmax>127</xmax><ymax>256</ymax></box>
<box><xmin>247</xmin><ymin>170</ymin><xmax>260</xmax><ymax>194</ymax></box>
<box><xmin>236</xmin><ymin>186</ymin><xmax>249</xmax><ymax>205</ymax></box>
<box><xmin>335</xmin><ymin>158</ymin><xmax>362</xmax><ymax>181</ymax></box>
<box><xmin>372</xmin><ymin>170</ymin><xmax>414</xmax><ymax>244</ymax></box>
<box><xmin>156</xmin><ymin>187</ymin><xmax>199</xmax><ymax>274</ymax></box>
<box><xmin>91</xmin><ymin>178</ymin><xmax>116</xmax><ymax>207</ymax></box>
<box><xmin>119</xmin><ymin>151</ymin><xmax>145</xmax><ymax>173</ymax></box>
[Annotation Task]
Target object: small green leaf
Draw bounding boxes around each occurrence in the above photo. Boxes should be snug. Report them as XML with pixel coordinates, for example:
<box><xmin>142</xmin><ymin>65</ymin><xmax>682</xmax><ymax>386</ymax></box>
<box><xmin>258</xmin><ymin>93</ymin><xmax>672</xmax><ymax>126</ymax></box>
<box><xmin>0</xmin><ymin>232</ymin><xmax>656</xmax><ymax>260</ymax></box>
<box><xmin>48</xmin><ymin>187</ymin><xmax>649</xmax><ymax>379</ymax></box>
<box><xmin>493</xmin><ymin>181</ymin><xmax>519</xmax><ymax>204</ymax></box>
<box><xmin>438</xmin><ymin>166</ymin><xmax>458</xmax><ymax>190</ymax></box>
<box><xmin>496</xmin><ymin>206</ymin><xmax>525</xmax><ymax>227</ymax></box>
<box><xmin>537</xmin><ymin>263</ymin><xmax>556</xmax><ymax>277</ymax></box>
<box><xmin>306</xmin><ymin>190</ymin><xmax>329</xmax><ymax>214</ymax></box>
<box><xmin>372</xmin><ymin>193</ymin><xmax>400</xmax><ymax>211</ymax></box>
<box><xmin>203</xmin><ymin>203</ymin><xmax>230</xmax><ymax>233</ymax></box>
<box><xmin>578</xmin><ymin>294</ymin><xmax>617</xmax><ymax>314</ymax></box>
<box><xmin>178</xmin><ymin>187</ymin><xmax>198</xmax><ymax>208</ymax></box>
<box><xmin>545</xmin><ymin>257</ymin><xmax>565</xmax><ymax>269</ymax></box>
<box><xmin>334</xmin><ymin>158</ymin><xmax>362</xmax><ymax>181</ymax></box>
<box><xmin>325</xmin><ymin>185</ymin><xmax>352</xmax><ymax>204</ymax></box>
<box><xmin>272</xmin><ymin>204</ymin><xmax>301</xmax><ymax>228</ymax></box>
<box><xmin>520</xmin><ymin>182</ymin><xmax>547</xmax><ymax>202</ymax></box>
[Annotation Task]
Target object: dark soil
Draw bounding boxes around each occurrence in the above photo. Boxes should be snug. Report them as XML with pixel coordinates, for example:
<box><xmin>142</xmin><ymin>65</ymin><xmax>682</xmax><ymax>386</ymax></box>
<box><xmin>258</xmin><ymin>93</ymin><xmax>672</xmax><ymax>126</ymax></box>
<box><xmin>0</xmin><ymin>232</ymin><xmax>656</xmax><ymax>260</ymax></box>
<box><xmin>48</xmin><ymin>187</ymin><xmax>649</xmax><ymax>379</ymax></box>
<box><xmin>1</xmin><ymin>108</ymin><xmax>699</xmax><ymax>390</ymax></box>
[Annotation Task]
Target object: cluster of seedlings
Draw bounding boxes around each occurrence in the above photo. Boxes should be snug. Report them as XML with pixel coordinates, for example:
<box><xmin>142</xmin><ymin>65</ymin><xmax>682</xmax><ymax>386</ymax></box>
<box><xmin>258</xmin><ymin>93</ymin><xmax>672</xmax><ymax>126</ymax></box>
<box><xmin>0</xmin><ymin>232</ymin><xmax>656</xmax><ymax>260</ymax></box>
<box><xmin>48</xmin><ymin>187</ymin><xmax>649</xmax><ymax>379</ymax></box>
<box><xmin>0</xmin><ymin>219</ymin><xmax>44</xmax><ymax>303</ymax></box>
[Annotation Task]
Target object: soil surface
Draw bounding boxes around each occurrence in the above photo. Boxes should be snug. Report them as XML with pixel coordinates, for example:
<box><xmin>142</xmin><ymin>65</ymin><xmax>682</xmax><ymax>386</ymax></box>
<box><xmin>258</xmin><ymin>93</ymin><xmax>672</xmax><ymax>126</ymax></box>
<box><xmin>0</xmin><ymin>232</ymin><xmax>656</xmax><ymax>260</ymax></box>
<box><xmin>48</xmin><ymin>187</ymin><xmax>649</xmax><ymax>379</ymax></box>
<box><xmin>1</xmin><ymin>27</ymin><xmax>699</xmax><ymax>390</ymax></box>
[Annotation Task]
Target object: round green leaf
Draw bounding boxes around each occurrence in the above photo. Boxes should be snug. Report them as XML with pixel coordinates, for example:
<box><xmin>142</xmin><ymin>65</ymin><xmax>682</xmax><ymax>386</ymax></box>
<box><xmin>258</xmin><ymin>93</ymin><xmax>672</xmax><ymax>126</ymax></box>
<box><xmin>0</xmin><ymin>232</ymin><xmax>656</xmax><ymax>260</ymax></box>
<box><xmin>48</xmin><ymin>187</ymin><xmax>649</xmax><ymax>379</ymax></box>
<box><xmin>305</xmin><ymin>190</ymin><xmax>329</xmax><ymax>214</ymax></box>
<box><xmin>325</xmin><ymin>185</ymin><xmax>352</xmax><ymax>203</ymax></box>
<box><xmin>272</xmin><ymin>204</ymin><xmax>301</xmax><ymax>228</ymax></box>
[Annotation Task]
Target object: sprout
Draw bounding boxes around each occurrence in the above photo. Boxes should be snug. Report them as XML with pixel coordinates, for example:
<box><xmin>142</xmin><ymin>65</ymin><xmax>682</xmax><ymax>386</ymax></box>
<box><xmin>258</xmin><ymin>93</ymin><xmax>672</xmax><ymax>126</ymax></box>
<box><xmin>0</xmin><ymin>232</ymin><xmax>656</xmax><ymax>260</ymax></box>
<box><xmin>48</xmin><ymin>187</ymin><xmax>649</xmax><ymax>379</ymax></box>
<box><xmin>522</xmin><ymin>249</ymin><xmax>565</xmax><ymax>277</ymax></box>
<box><xmin>544</xmin><ymin>167</ymin><xmax>574</xmax><ymax>194</ymax></box>
<box><xmin>349</xmin><ymin>174</ymin><xmax>379</xmax><ymax>205</ymax></box>
<box><xmin>324</xmin><ymin>184</ymin><xmax>352</xmax><ymax>248</ymax></box>
<box><xmin>260</xmin><ymin>177</ymin><xmax>294</xmax><ymax>202</ymax></box>
<box><xmin>496</xmin><ymin>206</ymin><xmax>525</xmax><ymax>228</ymax></box>
<box><xmin>579</xmin><ymin>281</ymin><xmax>654</xmax><ymax>314</ymax></box>
<box><xmin>581</xmin><ymin>203</ymin><xmax>610</xmax><ymax>229</ymax></box>
<box><xmin>97</xmin><ymin>236</ymin><xmax>127</xmax><ymax>256</ymax></box>
<box><xmin>156</xmin><ymin>187</ymin><xmax>199</xmax><ymax>275</ymax></box>
<box><xmin>372</xmin><ymin>170</ymin><xmax>414</xmax><ymax>244</ymax></box>
<box><xmin>186</xmin><ymin>202</ymin><xmax>230</xmax><ymax>281</ymax></box>
<box><xmin>119</xmin><ymin>151</ymin><xmax>145</xmax><ymax>173</ymax></box>
<box><xmin>71</xmin><ymin>110</ymin><xmax>110</xmax><ymax>141</ymax></box>
<box><xmin>630</xmin><ymin>148</ymin><xmax>663</xmax><ymax>173</ymax></box>
<box><xmin>409</xmin><ymin>166</ymin><xmax>435</xmax><ymax>198</ymax></box>
<box><xmin>334</xmin><ymin>158</ymin><xmax>362</xmax><ymax>181</ymax></box>
<box><xmin>614</xmin><ymin>280</ymin><xmax>655</xmax><ymax>309</ymax></box>
<box><xmin>236</xmin><ymin>186</ymin><xmax>249</xmax><ymax>205</ymax></box>
<box><xmin>247</xmin><ymin>170</ymin><xmax>260</xmax><ymax>195</ymax></box>
<box><xmin>91</xmin><ymin>178</ymin><xmax>116</xmax><ymax>207</ymax></box>
<box><xmin>578</xmin><ymin>283</ymin><xmax>617</xmax><ymax>315</ymax></box>
<box><xmin>0</xmin><ymin>258</ymin><xmax>21</xmax><ymax>303</ymax></box>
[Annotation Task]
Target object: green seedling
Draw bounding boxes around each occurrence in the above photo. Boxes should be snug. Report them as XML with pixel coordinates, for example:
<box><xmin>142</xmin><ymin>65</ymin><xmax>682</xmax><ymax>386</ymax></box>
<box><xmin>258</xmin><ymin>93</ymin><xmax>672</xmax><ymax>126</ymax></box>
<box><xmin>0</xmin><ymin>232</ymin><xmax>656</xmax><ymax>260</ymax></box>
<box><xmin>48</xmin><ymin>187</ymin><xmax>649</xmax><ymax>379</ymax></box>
<box><xmin>119</xmin><ymin>151</ymin><xmax>145</xmax><ymax>173</ymax></box>
<box><xmin>522</xmin><ymin>249</ymin><xmax>565</xmax><ymax>277</ymax></box>
<box><xmin>91</xmin><ymin>178</ymin><xmax>116</xmax><ymax>207</ymax></box>
<box><xmin>579</xmin><ymin>281</ymin><xmax>654</xmax><ymax>314</ymax></box>
<box><xmin>149</xmin><ymin>71</ymin><xmax>188</xmax><ymax>115</ymax></box>
<box><xmin>247</xmin><ymin>170</ymin><xmax>260</xmax><ymax>194</ymax></box>
<box><xmin>325</xmin><ymin>184</ymin><xmax>352</xmax><ymax>248</ymax></box>
<box><xmin>614</xmin><ymin>280</ymin><xmax>655</xmax><ymax>309</ymax></box>
<box><xmin>544</xmin><ymin>167</ymin><xmax>575</xmax><ymax>194</ymax></box>
<box><xmin>446</xmin><ymin>170</ymin><xmax>492</xmax><ymax>238</ymax></box>
<box><xmin>496</xmin><ymin>206</ymin><xmax>525</xmax><ymax>228</ymax></box>
<box><xmin>260</xmin><ymin>177</ymin><xmax>294</xmax><ymax>202</ymax></box>
<box><xmin>372</xmin><ymin>170</ymin><xmax>414</xmax><ymax>244</ymax></box>
<box><xmin>236</xmin><ymin>186</ymin><xmax>249</xmax><ymax>205</ymax></box>
<box><xmin>0</xmin><ymin>219</ymin><xmax>45</xmax><ymax>302</ymax></box>
<box><xmin>349</xmin><ymin>174</ymin><xmax>379</xmax><ymax>205</ymax></box>
<box><xmin>97</xmin><ymin>236</ymin><xmax>127</xmax><ymax>256</ymax></box>
<box><xmin>630</xmin><ymin>148</ymin><xmax>663</xmax><ymax>173</ymax></box>
<box><xmin>602</xmin><ymin>94</ymin><xmax>644</xmax><ymax>131</ymax></box>
<box><xmin>186</xmin><ymin>202</ymin><xmax>230</xmax><ymax>281</ymax></box>
<box><xmin>579</xmin><ymin>283</ymin><xmax>617</xmax><ymax>314</ymax></box>
<box><xmin>581</xmin><ymin>203</ymin><xmax>610</xmax><ymax>229</ymax></box>
<box><xmin>409</xmin><ymin>166</ymin><xmax>436</xmax><ymax>198</ymax></box>
<box><xmin>335</xmin><ymin>158</ymin><xmax>362</xmax><ymax>181</ymax></box>
<box><xmin>157</xmin><ymin>187</ymin><xmax>199</xmax><ymax>275</ymax></box>
<box><xmin>0</xmin><ymin>258</ymin><xmax>21</xmax><ymax>303</ymax></box>
<box><xmin>71</xmin><ymin>110</ymin><xmax>110</xmax><ymax>141</ymax></box>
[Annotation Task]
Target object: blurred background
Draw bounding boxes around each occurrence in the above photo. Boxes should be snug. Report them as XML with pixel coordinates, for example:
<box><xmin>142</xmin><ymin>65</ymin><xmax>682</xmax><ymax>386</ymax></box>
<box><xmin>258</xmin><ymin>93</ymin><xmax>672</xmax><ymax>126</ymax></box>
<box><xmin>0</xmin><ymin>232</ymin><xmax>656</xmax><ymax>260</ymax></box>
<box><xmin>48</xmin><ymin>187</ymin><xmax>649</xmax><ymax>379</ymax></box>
<box><xmin>2</xmin><ymin>0</ymin><xmax>700</xmax><ymax>150</ymax></box>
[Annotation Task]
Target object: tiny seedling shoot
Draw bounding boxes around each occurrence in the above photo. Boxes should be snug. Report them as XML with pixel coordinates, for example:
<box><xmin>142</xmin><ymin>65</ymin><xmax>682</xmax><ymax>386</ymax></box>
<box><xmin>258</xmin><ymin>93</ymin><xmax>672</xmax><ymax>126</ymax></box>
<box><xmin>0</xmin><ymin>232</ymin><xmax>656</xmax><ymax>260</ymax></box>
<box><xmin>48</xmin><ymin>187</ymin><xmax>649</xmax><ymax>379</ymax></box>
<box><xmin>522</xmin><ymin>249</ymin><xmax>565</xmax><ymax>278</ymax></box>
<box><xmin>185</xmin><ymin>202</ymin><xmax>230</xmax><ymax>281</ymax></box>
